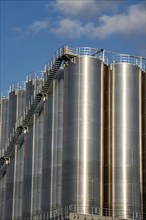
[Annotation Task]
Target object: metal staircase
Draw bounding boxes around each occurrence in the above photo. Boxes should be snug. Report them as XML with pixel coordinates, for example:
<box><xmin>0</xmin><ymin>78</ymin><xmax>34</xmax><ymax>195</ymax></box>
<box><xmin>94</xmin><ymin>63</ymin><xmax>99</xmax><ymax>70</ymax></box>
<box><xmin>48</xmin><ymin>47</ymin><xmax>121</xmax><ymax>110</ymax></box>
<box><xmin>0</xmin><ymin>46</ymin><xmax>77</xmax><ymax>179</ymax></box>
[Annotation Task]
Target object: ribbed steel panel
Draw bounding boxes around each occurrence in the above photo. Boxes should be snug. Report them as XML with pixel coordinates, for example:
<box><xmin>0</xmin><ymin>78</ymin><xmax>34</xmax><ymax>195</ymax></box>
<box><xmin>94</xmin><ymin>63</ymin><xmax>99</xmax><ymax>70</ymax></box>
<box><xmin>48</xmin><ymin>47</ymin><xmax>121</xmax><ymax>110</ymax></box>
<box><xmin>105</xmin><ymin>63</ymin><xmax>142</xmax><ymax>218</ymax></box>
<box><xmin>12</xmin><ymin>89</ymin><xmax>26</xmax><ymax>220</ymax></box>
<box><xmin>62</xmin><ymin>56</ymin><xmax>104</xmax><ymax>214</ymax></box>
<box><xmin>50</xmin><ymin>70</ymin><xmax>64</xmax><ymax>215</ymax></box>
<box><xmin>142</xmin><ymin>71</ymin><xmax>146</xmax><ymax>219</ymax></box>
<box><xmin>5</xmin><ymin>91</ymin><xmax>17</xmax><ymax>220</ymax></box>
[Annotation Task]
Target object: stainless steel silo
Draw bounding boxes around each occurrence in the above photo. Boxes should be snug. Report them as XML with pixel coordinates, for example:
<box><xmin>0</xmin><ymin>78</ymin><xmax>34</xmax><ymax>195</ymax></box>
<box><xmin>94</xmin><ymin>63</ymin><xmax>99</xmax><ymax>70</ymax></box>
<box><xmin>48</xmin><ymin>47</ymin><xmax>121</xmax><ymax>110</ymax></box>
<box><xmin>5</xmin><ymin>89</ymin><xmax>17</xmax><ymax>220</ymax></box>
<box><xmin>142</xmin><ymin>71</ymin><xmax>146</xmax><ymax>219</ymax></box>
<box><xmin>30</xmin><ymin>78</ymin><xmax>44</xmax><ymax>218</ymax></box>
<box><xmin>25</xmin><ymin>80</ymin><xmax>34</xmax><ymax>106</ymax></box>
<box><xmin>62</xmin><ymin>56</ymin><xmax>104</xmax><ymax>214</ymax></box>
<box><xmin>0</xmin><ymin>175</ymin><xmax>6</xmax><ymax>220</ymax></box>
<box><xmin>0</xmin><ymin>97</ymin><xmax>9</xmax><ymax>220</ymax></box>
<box><xmin>12</xmin><ymin>87</ymin><xmax>26</xmax><ymax>220</ymax></box>
<box><xmin>0</xmin><ymin>98</ymin><xmax>9</xmax><ymax>149</ymax></box>
<box><xmin>41</xmin><ymin>92</ymin><xmax>53</xmax><ymax>216</ymax></box>
<box><xmin>106</xmin><ymin>63</ymin><xmax>142</xmax><ymax>218</ymax></box>
<box><xmin>50</xmin><ymin>70</ymin><xmax>64</xmax><ymax>216</ymax></box>
<box><xmin>8</xmin><ymin>90</ymin><xmax>17</xmax><ymax>134</ymax></box>
<box><xmin>22</xmin><ymin>79</ymin><xmax>34</xmax><ymax>219</ymax></box>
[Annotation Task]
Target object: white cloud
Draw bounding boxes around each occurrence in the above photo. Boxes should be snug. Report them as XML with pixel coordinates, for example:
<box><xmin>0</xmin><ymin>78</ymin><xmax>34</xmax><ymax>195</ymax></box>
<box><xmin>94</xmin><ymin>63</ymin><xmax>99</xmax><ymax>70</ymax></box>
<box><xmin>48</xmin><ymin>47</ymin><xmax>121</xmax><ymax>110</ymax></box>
<box><xmin>52</xmin><ymin>2</ymin><xmax>145</xmax><ymax>39</ymax></box>
<box><xmin>46</xmin><ymin>0</ymin><xmax>121</xmax><ymax>18</ymax></box>
<box><xmin>29</xmin><ymin>20</ymin><xmax>49</xmax><ymax>33</ymax></box>
<box><xmin>51</xmin><ymin>18</ymin><xmax>84</xmax><ymax>38</ymax></box>
<box><xmin>95</xmin><ymin>3</ymin><xmax>145</xmax><ymax>38</ymax></box>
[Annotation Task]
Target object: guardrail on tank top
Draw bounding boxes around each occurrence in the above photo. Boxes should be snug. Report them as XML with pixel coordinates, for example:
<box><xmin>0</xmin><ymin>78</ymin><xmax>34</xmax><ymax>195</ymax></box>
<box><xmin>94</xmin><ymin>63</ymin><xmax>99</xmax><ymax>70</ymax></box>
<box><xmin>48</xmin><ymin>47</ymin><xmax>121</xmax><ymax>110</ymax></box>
<box><xmin>12</xmin><ymin>205</ymin><xmax>146</xmax><ymax>220</ymax></box>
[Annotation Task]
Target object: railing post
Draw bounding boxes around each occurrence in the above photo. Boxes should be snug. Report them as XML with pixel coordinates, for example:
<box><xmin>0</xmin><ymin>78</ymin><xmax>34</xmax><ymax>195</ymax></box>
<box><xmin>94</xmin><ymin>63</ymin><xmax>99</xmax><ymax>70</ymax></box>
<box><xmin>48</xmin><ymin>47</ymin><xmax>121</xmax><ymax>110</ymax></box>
<box><xmin>140</xmin><ymin>56</ymin><xmax>142</xmax><ymax>69</ymax></box>
<box><xmin>102</xmin><ymin>50</ymin><xmax>105</xmax><ymax>63</ymax></box>
<box><xmin>106</xmin><ymin>208</ymin><xmax>107</xmax><ymax>217</ymax></box>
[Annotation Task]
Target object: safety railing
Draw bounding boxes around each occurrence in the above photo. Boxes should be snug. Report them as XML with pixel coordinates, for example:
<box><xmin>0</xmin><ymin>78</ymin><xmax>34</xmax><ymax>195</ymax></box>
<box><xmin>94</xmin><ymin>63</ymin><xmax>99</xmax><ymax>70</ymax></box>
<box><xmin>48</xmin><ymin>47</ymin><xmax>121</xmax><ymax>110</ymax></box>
<box><xmin>0</xmin><ymin>91</ymin><xmax>9</xmax><ymax>99</ymax></box>
<box><xmin>78</xmin><ymin>47</ymin><xmax>98</xmax><ymax>56</ymax></box>
<box><xmin>26</xmin><ymin>71</ymin><xmax>44</xmax><ymax>82</ymax></box>
<box><xmin>0</xmin><ymin>45</ymin><xmax>146</xmax><ymax>171</ymax></box>
<box><xmin>10</xmin><ymin>205</ymin><xmax>146</xmax><ymax>220</ymax></box>
<box><xmin>49</xmin><ymin>46</ymin><xmax>146</xmax><ymax>71</ymax></box>
<box><xmin>9</xmin><ymin>81</ymin><xmax>26</xmax><ymax>92</ymax></box>
<box><xmin>40</xmin><ymin>46</ymin><xmax>146</xmax><ymax>79</ymax></box>
<box><xmin>113</xmin><ymin>55</ymin><xmax>143</xmax><ymax>67</ymax></box>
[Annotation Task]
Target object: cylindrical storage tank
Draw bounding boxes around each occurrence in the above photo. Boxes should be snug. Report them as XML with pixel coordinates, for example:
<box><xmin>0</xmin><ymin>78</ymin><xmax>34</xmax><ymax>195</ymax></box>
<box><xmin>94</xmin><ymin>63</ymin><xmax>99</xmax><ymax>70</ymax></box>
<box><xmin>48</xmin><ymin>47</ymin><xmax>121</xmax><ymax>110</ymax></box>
<box><xmin>0</xmin><ymin>98</ymin><xmax>9</xmax><ymax>149</ymax></box>
<box><xmin>41</xmin><ymin>93</ymin><xmax>53</xmax><ymax>217</ymax></box>
<box><xmin>62</xmin><ymin>56</ymin><xmax>104</xmax><ymax>214</ymax></box>
<box><xmin>25</xmin><ymin>80</ymin><xmax>34</xmax><ymax>106</ymax></box>
<box><xmin>22</xmin><ymin>80</ymin><xmax>34</xmax><ymax>219</ymax></box>
<box><xmin>0</xmin><ymin>175</ymin><xmax>7</xmax><ymax>220</ymax></box>
<box><xmin>12</xmin><ymin>87</ymin><xmax>26</xmax><ymax>220</ymax></box>
<box><xmin>8</xmin><ymin>90</ymin><xmax>17</xmax><ymax>134</ymax></box>
<box><xmin>142</xmin><ymin>71</ymin><xmax>146</xmax><ymax>219</ymax></box>
<box><xmin>0</xmin><ymin>97</ymin><xmax>9</xmax><ymax>220</ymax></box>
<box><xmin>5</xmin><ymin>89</ymin><xmax>17</xmax><ymax>220</ymax></box>
<box><xmin>30</xmin><ymin>78</ymin><xmax>44</xmax><ymax>219</ymax></box>
<box><xmin>50</xmin><ymin>70</ymin><xmax>64</xmax><ymax>216</ymax></box>
<box><xmin>16</xmin><ymin>87</ymin><xmax>26</xmax><ymax>119</ymax></box>
<box><xmin>108</xmin><ymin>63</ymin><xmax>142</xmax><ymax>218</ymax></box>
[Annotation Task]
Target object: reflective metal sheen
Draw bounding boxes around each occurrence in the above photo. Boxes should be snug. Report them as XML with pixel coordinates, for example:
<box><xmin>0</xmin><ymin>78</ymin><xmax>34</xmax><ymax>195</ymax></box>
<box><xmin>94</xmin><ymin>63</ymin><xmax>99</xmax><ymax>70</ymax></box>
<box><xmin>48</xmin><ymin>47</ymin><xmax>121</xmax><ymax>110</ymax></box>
<box><xmin>22</xmin><ymin>80</ymin><xmax>34</xmax><ymax>219</ymax></box>
<box><xmin>0</xmin><ymin>99</ymin><xmax>8</xmax><ymax>220</ymax></box>
<box><xmin>105</xmin><ymin>63</ymin><xmax>142</xmax><ymax>218</ymax></box>
<box><xmin>41</xmin><ymin>93</ymin><xmax>53</xmax><ymax>214</ymax></box>
<box><xmin>50</xmin><ymin>70</ymin><xmax>64</xmax><ymax>215</ymax></box>
<box><xmin>12</xmin><ymin>88</ymin><xmax>26</xmax><ymax>220</ymax></box>
<box><xmin>142</xmin><ymin>71</ymin><xmax>146</xmax><ymax>218</ymax></box>
<box><xmin>5</xmin><ymin>90</ymin><xmax>17</xmax><ymax>220</ymax></box>
<box><xmin>62</xmin><ymin>56</ymin><xmax>104</xmax><ymax>214</ymax></box>
<box><xmin>31</xmin><ymin>79</ymin><xmax>44</xmax><ymax>218</ymax></box>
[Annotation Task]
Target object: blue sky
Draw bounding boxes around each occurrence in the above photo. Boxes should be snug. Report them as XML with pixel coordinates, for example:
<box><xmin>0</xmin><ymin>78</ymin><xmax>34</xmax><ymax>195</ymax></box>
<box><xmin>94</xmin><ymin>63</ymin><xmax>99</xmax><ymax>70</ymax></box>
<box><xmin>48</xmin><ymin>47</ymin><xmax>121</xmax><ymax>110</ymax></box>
<box><xmin>0</xmin><ymin>0</ymin><xmax>146</xmax><ymax>93</ymax></box>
